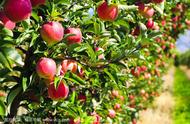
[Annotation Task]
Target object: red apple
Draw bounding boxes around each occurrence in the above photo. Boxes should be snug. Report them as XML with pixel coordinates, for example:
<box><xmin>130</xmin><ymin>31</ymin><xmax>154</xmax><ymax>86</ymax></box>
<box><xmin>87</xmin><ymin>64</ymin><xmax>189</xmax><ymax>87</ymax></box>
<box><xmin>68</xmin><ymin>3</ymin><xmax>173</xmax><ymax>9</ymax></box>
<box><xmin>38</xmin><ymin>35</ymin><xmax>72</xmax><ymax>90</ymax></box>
<box><xmin>61</xmin><ymin>59</ymin><xmax>78</xmax><ymax>75</ymax></box>
<box><xmin>138</xmin><ymin>4</ymin><xmax>154</xmax><ymax>18</ymax></box>
<box><xmin>140</xmin><ymin>65</ymin><xmax>147</xmax><ymax>72</ymax></box>
<box><xmin>172</xmin><ymin>16</ymin><xmax>179</xmax><ymax>22</ymax></box>
<box><xmin>155</xmin><ymin>69</ymin><xmax>161</xmax><ymax>77</ymax></box>
<box><xmin>48</xmin><ymin>81</ymin><xmax>69</xmax><ymax>100</ymax></box>
<box><xmin>65</xmin><ymin>28</ymin><xmax>82</xmax><ymax>45</ymax></box>
<box><xmin>132</xmin><ymin>118</ymin><xmax>137</xmax><ymax>124</ymax></box>
<box><xmin>36</xmin><ymin>57</ymin><xmax>56</xmax><ymax>80</ymax></box>
<box><xmin>108</xmin><ymin>109</ymin><xmax>116</xmax><ymax>118</ymax></box>
<box><xmin>91</xmin><ymin>112</ymin><xmax>101</xmax><ymax>124</ymax></box>
<box><xmin>30</xmin><ymin>0</ymin><xmax>46</xmax><ymax>7</ymax></box>
<box><xmin>143</xmin><ymin>7</ymin><xmax>154</xmax><ymax>18</ymax></box>
<box><xmin>153</xmin><ymin>24</ymin><xmax>160</xmax><ymax>30</ymax></box>
<box><xmin>129</xmin><ymin>95</ymin><xmax>135</xmax><ymax>100</ymax></box>
<box><xmin>119</xmin><ymin>95</ymin><xmax>125</xmax><ymax>101</ymax></box>
<box><xmin>4</xmin><ymin>0</ymin><xmax>32</xmax><ymax>22</ymax></box>
<box><xmin>131</xmin><ymin>67</ymin><xmax>141</xmax><ymax>77</ymax></box>
<box><xmin>114</xmin><ymin>103</ymin><xmax>121</xmax><ymax>110</ymax></box>
<box><xmin>152</xmin><ymin>0</ymin><xmax>164</xmax><ymax>3</ymax></box>
<box><xmin>69</xmin><ymin>118</ymin><xmax>80</xmax><ymax>124</ymax></box>
<box><xmin>137</xmin><ymin>2</ymin><xmax>145</xmax><ymax>11</ymax></box>
<box><xmin>146</xmin><ymin>19</ymin><xmax>154</xmax><ymax>29</ymax></box>
<box><xmin>144</xmin><ymin>73</ymin><xmax>151</xmax><ymax>79</ymax></box>
<box><xmin>170</xmin><ymin>43</ymin><xmax>175</xmax><ymax>49</ymax></box>
<box><xmin>0</xmin><ymin>10</ymin><xmax>15</xmax><ymax>30</ymax></box>
<box><xmin>161</xmin><ymin>20</ymin><xmax>166</xmax><ymax>26</ymax></box>
<box><xmin>185</xmin><ymin>19</ymin><xmax>190</xmax><ymax>25</ymax></box>
<box><xmin>40</xmin><ymin>21</ymin><xmax>64</xmax><ymax>45</ymax></box>
<box><xmin>132</xmin><ymin>26</ymin><xmax>140</xmax><ymax>36</ymax></box>
<box><xmin>111</xmin><ymin>90</ymin><xmax>119</xmax><ymax>98</ymax></box>
<box><xmin>97</xmin><ymin>1</ymin><xmax>118</xmax><ymax>21</ymax></box>
<box><xmin>78</xmin><ymin>93</ymin><xmax>86</xmax><ymax>102</ymax></box>
<box><xmin>77</xmin><ymin>65</ymin><xmax>84</xmax><ymax>78</ymax></box>
<box><xmin>140</xmin><ymin>89</ymin><xmax>146</xmax><ymax>96</ymax></box>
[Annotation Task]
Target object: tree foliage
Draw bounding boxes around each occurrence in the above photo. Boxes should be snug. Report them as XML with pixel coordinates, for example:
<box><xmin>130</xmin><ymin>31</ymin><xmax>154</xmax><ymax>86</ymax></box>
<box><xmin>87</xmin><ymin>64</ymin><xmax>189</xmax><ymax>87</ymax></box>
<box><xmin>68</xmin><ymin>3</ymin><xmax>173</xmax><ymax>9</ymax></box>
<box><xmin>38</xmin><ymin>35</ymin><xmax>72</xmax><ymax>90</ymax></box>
<box><xmin>0</xmin><ymin>0</ymin><xmax>189</xmax><ymax>123</ymax></box>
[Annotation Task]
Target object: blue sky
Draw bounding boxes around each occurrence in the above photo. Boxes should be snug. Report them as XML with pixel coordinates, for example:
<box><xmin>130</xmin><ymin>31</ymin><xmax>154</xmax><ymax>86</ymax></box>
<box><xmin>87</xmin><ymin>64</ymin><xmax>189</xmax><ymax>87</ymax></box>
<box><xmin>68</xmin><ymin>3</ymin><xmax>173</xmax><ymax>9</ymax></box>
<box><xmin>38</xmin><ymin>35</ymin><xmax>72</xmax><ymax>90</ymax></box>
<box><xmin>176</xmin><ymin>30</ymin><xmax>190</xmax><ymax>53</ymax></box>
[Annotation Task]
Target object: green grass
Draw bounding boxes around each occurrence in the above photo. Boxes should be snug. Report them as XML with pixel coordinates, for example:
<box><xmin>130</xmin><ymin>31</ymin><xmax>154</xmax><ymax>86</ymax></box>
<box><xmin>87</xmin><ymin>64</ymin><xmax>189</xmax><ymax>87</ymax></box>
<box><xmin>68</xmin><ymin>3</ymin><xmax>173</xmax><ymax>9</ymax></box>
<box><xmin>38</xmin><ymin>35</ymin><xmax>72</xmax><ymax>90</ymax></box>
<box><xmin>173</xmin><ymin>68</ymin><xmax>190</xmax><ymax>124</ymax></box>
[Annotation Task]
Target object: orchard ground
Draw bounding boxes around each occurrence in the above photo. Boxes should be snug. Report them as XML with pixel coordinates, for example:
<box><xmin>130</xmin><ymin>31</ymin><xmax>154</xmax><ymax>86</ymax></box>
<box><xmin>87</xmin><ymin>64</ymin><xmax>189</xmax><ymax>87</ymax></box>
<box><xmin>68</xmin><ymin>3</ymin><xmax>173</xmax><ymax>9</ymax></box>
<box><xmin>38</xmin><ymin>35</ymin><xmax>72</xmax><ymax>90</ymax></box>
<box><xmin>138</xmin><ymin>66</ymin><xmax>190</xmax><ymax>124</ymax></box>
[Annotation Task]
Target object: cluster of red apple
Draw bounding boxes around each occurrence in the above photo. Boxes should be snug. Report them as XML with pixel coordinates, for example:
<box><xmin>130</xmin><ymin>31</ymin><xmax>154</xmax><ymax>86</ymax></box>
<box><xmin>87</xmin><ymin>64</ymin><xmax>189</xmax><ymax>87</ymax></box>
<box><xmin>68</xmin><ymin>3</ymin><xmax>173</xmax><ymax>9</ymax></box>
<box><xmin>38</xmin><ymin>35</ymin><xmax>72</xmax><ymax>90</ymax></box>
<box><xmin>0</xmin><ymin>0</ymin><xmax>83</xmax><ymax>46</ymax></box>
<box><xmin>131</xmin><ymin>65</ymin><xmax>147</xmax><ymax>77</ymax></box>
<box><xmin>36</xmin><ymin>58</ymin><xmax>85</xmax><ymax>101</ymax></box>
<box><xmin>0</xmin><ymin>0</ymin><xmax>84</xmax><ymax>100</ymax></box>
<box><xmin>107</xmin><ymin>90</ymin><xmax>125</xmax><ymax>119</ymax></box>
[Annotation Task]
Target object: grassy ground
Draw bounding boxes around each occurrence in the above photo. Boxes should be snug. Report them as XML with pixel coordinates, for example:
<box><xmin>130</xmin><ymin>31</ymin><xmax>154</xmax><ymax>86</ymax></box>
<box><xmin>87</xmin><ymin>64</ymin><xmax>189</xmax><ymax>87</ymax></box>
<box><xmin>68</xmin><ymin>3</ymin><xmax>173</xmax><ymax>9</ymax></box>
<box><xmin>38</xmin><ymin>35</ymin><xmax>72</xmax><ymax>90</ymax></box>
<box><xmin>173</xmin><ymin>68</ymin><xmax>190</xmax><ymax>124</ymax></box>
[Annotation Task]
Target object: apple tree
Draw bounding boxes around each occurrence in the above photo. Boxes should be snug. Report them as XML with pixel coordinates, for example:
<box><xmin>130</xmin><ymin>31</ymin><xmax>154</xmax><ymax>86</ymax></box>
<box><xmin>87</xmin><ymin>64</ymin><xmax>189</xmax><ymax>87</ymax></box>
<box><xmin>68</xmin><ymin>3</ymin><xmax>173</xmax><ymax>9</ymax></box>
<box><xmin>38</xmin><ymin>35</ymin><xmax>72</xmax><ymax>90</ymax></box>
<box><xmin>0</xmin><ymin>0</ymin><xmax>187</xmax><ymax>123</ymax></box>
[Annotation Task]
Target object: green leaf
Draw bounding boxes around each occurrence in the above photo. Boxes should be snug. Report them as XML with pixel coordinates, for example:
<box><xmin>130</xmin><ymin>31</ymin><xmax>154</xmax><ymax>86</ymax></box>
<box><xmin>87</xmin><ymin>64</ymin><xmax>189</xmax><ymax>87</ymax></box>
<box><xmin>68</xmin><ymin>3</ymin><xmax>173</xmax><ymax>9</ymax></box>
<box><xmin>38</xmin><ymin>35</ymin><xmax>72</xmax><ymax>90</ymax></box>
<box><xmin>21</xmin><ymin>19</ymin><xmax>30</xmax><ymax>30</ymax></box>
<box><xmin>70</xmin><ymin>73</ymin><xmax>85</xmax><ymax>85</ymax></box>
<box><xmin>94</xmin><ymin>22</ymin><xmax>100</xmax><ymax>35</ymax></box>
<box><xmin>7</xmin><ymin>86</ymin><xmax>22</xmax><ymax>106</ymax></box>
<box><xmin>139</xmin><ymin>22</ymin><xmax>147</xmax><ymax>32</ymax></box>
<box><xmin>57</xmin><ymin>0</ymin><xmax>70</xmax><ymax>4</ymax></box>
<box><xmin>71</xmin><ymin>91</ymin><xmax>76</xmax><ymax>104</ymax></box>
<box><xmin>22</xmin><ymin>77</ymin><xmax>28</xmax><ymax>92</ymax></box>
<box><xmin>154</xmin><ymin>2</ymin><xmax>165</xmax><ymax>15</ymax></box>
<box><xmin>0</xmin><ymin>52</ymin><xmax>11</xmax><ymax>70</ymax></box>
<box><xmin>104</xmin><ymin>69</ymin><xmax>116</xmax><ymax>83</ymax></box>
<box><xmin>148</xmin><ymin>31</ymin><xmax>162</xmax><ymax>39</ymax></box>
<box><xmin>16</xmin><ymin>31</ymin><xmax>32</xmax><ymax>44</ymax></box>
<box><xmin>74</xmin><ymin>45</ymin><xmax>87</xmax><ymax>52</ymax></box>
<box><xmin>30</xmin><ymin>32</ymin><xmax>39</xmax><ymax>47</ymax></box>
<box><xmin>115</xmin><ymin>20</ymin><xmax>129</xmax><ymax>28</ymax></box>
<box><xmin>54</xmin><ymin>76</ymin><xmax>62</xmax><ymax>89</ymax></box>
<box><xmin>0</xmin><ymin>28</ymin><xmax>13</xmax><ymax>37</ymax></box>
<box><xmin>0</xmin><ymin>68</ymin><xmax>10</xmax><ymax>77</ymax></box>
<box><xmin>2</xmin><ymin>47</ymin><xmax>24</xmax><ymax>66</ymax></box>
<box><xmin>85</xmin><ymin>43</ymin><xmax>96</xmax><ymax>63</ymax></box>
<box><xmin>31</xmin><ymin>11</ymin><xmax>40</xmax><ymax>22</ymax></box>
<box><xmin>63</xmin><ymin>72</ymin><xmax>85</xmax><ymax>85</ymax></box>
<box><xmin>0</xmin><ymin>100</ymin><xmax>6</xmax><ymax>116</ymax></box>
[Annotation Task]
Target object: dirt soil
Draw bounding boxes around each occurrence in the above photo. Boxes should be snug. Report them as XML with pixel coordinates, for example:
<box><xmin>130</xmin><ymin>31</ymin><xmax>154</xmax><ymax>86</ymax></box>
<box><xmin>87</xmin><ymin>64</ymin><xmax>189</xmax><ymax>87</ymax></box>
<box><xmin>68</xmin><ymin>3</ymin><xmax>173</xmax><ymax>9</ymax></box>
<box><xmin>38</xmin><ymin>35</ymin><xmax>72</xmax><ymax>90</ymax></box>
<box><xmin>137</xmin><ymin>67</ymin><xmax>175</xmax><ymax>124</ymax></box>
